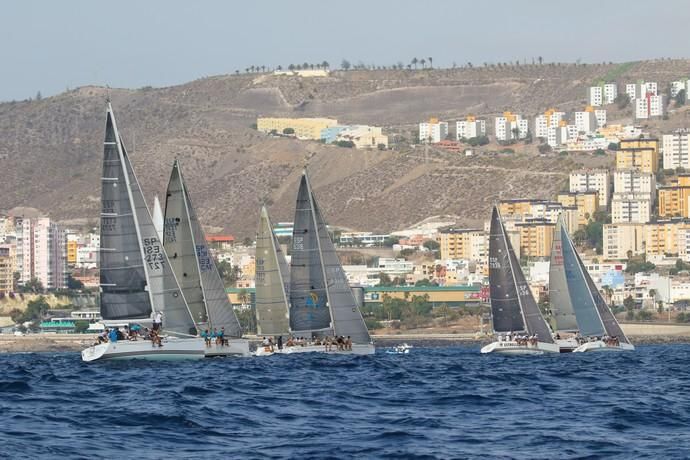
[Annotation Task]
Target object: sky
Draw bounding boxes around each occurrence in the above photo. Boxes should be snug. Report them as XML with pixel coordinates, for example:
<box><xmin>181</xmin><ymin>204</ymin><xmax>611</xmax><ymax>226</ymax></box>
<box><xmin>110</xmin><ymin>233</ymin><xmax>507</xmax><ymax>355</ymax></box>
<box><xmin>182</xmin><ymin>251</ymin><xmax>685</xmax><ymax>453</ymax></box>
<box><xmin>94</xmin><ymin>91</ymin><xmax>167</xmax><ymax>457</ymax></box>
<box><xmin>2</xmin><ymin>0</ymin><xmax>690</xmax><ymax>102</ymax></box>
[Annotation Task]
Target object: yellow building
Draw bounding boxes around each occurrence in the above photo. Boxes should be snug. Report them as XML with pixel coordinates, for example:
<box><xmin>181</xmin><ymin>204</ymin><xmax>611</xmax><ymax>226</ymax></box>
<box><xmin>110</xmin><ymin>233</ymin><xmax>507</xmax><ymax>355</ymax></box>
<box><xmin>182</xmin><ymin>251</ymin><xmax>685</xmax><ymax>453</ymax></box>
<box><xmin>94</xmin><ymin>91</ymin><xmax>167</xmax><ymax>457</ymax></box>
<box><xmin>556</xmin><ymin>191</ymin><xmax>599</xmax><ymax>226</ymax></box>
<box><xmin>0</xmin><ymin>244</ymin><xmax>16</xmax><ymax>295</ymax></box>
<box><xmin>616</xmin><ymin>138</ymin><xmax>660</xmax><ymax>173</ymax></box>
<box><xmin>659</xmin><ymin>174</ymin><xmax>690</xmax><ymax>218</ymax></box>
<box><xmin>644</xmin><ymin>220</ymin><xmax>690</xmax><ymax>258</ymax></box>
<box><xmin>515</xmin><ymin>219</ymin><xmax>555</xmax><ymax>258</ymax></box>
<box><xmin>498</xmin><ymin>199</ymin><xmax>538</xmax><ymax>217</ymax></box>
<box><xmin>438</xmin><ymin>228</ymin><xmax>485</xmax><ymax>261</ymax></box>
<box><xmin>257</xmin><ymin>117</ymin><xmax>338</xmax><ymax>140</ymax></box>
<box><xmin>67</xmin><ymin>240</ymin><xmax>78</xmax><ymax>266</ymax></box>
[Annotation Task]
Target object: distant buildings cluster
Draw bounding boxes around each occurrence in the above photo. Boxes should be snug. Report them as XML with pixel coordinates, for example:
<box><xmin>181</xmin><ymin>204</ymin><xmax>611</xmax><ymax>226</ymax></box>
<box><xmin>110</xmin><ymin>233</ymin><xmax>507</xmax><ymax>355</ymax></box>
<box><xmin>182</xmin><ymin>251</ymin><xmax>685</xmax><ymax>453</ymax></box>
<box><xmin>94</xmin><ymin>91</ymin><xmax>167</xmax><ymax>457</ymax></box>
<box><xmin>256</xmin><ymin>117</ymin><xmax>388</xmax><ymax>149</ymax></box>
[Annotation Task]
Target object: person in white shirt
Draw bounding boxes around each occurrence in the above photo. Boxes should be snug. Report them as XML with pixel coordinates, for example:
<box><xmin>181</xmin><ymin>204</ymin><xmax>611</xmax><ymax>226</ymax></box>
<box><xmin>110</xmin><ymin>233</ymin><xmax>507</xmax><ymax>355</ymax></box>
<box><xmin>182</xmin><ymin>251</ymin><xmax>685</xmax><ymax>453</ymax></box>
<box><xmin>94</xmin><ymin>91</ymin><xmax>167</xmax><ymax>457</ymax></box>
<box><xmin>152</xmin><ymin>311</ymin><xmax>163</xmax><ymax>332</ymax></box>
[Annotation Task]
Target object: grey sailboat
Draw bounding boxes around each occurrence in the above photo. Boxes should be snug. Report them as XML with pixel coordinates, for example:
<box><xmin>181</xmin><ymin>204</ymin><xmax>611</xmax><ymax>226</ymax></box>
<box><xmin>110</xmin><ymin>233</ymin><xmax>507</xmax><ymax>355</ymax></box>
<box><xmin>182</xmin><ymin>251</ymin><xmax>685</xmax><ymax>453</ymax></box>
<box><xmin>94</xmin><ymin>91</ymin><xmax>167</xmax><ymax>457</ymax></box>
<box><xmin>163</xmin><ymin>160</ymin><xmax>249</xmax><ymax>357</ymax></box>
<box><xmin>481</xmin><ymin>206</ymin><xmax>559</xmax><ymax>354</ymax></box>
<box><xmin>82</xmin><ymin>104</ymin><xmax>205</xmax><ymax>362</ymax></box>
<box><xmin>262</xmin><ymin>170</ymin><xmax>373</xmax><ymax>355</ymax></box>
<box><xmin>254</xmin><ymin>205</ymin><xmax>291</xmax><ymax>337</ymax></box>
<box><xmin>551</xmin><ymin>215</ymin><xmax>634</xmax><ymax>352</ymax></box>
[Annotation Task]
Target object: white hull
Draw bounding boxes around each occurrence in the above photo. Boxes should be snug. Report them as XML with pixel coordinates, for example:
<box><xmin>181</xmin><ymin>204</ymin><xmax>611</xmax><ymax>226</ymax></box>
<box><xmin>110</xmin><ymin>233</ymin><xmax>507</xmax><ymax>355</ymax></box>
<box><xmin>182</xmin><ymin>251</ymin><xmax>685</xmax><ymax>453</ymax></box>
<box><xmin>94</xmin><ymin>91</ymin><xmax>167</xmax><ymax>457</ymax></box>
<box><xmin>573</xmin><ymin>340</ymin><xmax>635</xmax><ymax>353</ymax></box>
<box><xmin>254</xmin><ymin>343</ymin><xmax>375</xmax><ymax>356</ymax></box>
<box><xmin>555</xmin><ymin>337</ymin><xmax>580</xmax><ymax>353</ymax></box>
<box><xmin>81</xmin><ymin>337</ymin><xmax>206</xmax><ymax>362</ymax></box>
<box><xmin>204</xmin><ymin>339</ymin><xmax>250</xmax><ymax>357</ymax></box>
<box><xmin>480</xmin><ymin>340</ymin><xmax>561</xmax><ymax>355</ymax></box>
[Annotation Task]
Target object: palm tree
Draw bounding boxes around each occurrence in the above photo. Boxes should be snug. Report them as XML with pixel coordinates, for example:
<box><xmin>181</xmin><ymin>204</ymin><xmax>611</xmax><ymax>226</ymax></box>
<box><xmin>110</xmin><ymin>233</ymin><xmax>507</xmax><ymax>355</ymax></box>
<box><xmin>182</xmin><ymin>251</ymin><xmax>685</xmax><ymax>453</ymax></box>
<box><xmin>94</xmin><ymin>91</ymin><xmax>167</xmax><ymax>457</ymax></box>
<box><xmin>411</xmin><ymin>57</ymin><xmax>418</xmax><ymax>69</ymax></box>
<box><xmin>288</xmin><ymin>63</ymin><xmax>295</xmax><ymax>71</ymax></box>
<box><xmin>428</xmin><ymin>56</ymin><xmax>433</xmax><ymax>68</ymax></box>
<box><xmin>420</xmin><ymin>58</ymin><xmax>426</xmax><ymax>69</ymax></box>
<box><xmin>467</xmin><ymin>62</ymin><xmax>473</xmax><ymax>68</ymax></box>
<box><xmin>277</xmin><ymin>65</ymin><xmax>282</xmax><ymax>71</ymax></box>
<box><xmin>235</xmin><ymin>70</ymin><xmax>239</xmax><ymax>75</ymax></box>
<box><xmin>538</xmin><ymin>56</ymin><xmax>543</xmax><ymax>65</ymax></box>
<box><xmin>249</xmin><ymin>65</ymin><xmax>255</xmax><ymax>73</ymax></box>
<box><xmin>322</xmin><ymin>60</ymin><xmax>329</xmax><ymax>69</ymax></box>
<box><xmin>303</xmin><ymin>62</ymin><xmax>309</xmax><ymax>70</ymax></box>
<box><xmin>261</xmin><ymin>65</ymin><xmax>266</xmax><ymax>72</ymax></box>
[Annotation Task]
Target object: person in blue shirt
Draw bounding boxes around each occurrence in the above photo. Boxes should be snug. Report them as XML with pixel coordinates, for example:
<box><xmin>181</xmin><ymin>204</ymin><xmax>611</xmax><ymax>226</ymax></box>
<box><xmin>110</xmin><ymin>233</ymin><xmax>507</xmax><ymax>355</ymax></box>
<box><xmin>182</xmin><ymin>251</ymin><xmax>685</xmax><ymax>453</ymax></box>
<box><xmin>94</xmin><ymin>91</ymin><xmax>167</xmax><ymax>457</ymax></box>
<box><xmin>201</xmin><ymin>329</ymin><xmax>211</xmax><ymax>347</ymax></box>
<box><xmin>211</xmin><ymin>328</ymin><xmax>218</xmax><ymax>345</ymax></box>
<box><xmin>217</xmin><ymin>327</ymin><xmax>225</xmax><ymax>346</ymax></box>
<box><xmin>108</xmin><ymin>328</ymin><xmax>118</xmax><ymax>343</ymax></box>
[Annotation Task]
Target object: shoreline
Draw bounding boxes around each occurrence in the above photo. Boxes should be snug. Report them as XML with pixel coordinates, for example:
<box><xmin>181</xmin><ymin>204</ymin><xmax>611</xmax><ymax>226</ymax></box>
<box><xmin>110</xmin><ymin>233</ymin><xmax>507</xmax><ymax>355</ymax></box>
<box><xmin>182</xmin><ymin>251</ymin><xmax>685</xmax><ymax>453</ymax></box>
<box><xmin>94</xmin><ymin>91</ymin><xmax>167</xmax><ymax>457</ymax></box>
<box><xmin>1</xmin><ymin>329</ymin><xmax>689</xmax><ymax>353</ymax></box>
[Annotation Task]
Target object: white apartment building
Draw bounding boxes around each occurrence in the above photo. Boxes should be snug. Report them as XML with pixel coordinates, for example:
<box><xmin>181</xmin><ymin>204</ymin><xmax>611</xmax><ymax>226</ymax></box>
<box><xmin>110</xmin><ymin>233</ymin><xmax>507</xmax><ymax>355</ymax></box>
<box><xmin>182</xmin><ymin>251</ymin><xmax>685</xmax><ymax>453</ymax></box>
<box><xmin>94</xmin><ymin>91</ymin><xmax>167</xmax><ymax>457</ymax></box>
<box><xmin>456</xmin><ymin>118</ymin><xmax>486</xmax><ymax>140</ymax></box>
<box><xmin>662</xmin><ymin>131</ymin><xmax>690</xmax><ymax>170</ymax></box>
<box><xmin>495</xmin><ymin>115</ymin><xmax>528</xmax><ymax>141</ymax></box>
<box><xmin>419</xmin><ymin>120</ymin><xmax>448</xmax><ymax>143</ymax></box>
<box><xmin>613</xmin><ymin>170</ymin><xmax>656</xmax><ymax>201</ymax></box>
<box><xmin>588</xmin><ymin>83</ymin><xmax>617</xmax><ymax>106</ymax></box>
<box><xmin>547</xmin><ymin>125</ymin><xmax>570</xmax><ymax>148</ymax></box>
<box><xmin>635</xmin><ymin>95</ymin><xmax>665</xmax><ymax>119</ymax></box>
<box><xmin>603</xmin><ymin>223</ymin><xmax>645</xmax><ymax>260</ymax></box>
<box><xmin>595</xmin><ymin>109</ymin><xmax>607</xmax><ymax>127</ymax></box>
<box><xmin>574</xmin><ymin>111</ymin><xmax>598</xmax><ymax>134</ymax></box>
<box><xmin>626</xmin><ymin>81</ymin><xmax>658</xmax><ymax>101</ymax></box>
<box><xmin>534</xmin><ymin>111</ymin><xmax>565</xmax><ymax>138</ymax></box>
<box><xmin>670</xmin><ymin>79</ymin><xmax>690</xmax><ymax>97</ymax></box>
<box><xmin>570</xmin><ymin>169</ymin><xmax>611</xmax><ymax>208</ymax></box>
<box><xmin>611</xmin><ymin>193</ymin><xmax>652</xmax><ymax>224</ymax></box>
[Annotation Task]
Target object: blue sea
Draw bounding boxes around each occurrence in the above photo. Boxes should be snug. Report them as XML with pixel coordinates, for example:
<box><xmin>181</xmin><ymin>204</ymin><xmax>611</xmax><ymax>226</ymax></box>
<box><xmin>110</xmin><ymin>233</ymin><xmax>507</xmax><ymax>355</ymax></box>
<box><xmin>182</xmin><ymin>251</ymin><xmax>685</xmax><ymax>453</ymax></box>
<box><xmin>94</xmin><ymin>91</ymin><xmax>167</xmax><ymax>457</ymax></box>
<box><xmin>1</xmin><ymin>344</ymin><xmax>689</xmax><ymax>459</ymax></box>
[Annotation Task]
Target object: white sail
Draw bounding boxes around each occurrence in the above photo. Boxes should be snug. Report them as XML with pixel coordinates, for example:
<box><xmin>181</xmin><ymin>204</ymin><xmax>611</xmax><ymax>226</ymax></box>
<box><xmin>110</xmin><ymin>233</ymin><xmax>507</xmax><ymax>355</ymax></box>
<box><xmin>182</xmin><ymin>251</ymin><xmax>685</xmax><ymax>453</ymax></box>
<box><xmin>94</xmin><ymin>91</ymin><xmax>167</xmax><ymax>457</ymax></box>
<box><xmin>152</xmin><ymin>195</ymin><xmax>164</xmax><ymax>241</ymax></box>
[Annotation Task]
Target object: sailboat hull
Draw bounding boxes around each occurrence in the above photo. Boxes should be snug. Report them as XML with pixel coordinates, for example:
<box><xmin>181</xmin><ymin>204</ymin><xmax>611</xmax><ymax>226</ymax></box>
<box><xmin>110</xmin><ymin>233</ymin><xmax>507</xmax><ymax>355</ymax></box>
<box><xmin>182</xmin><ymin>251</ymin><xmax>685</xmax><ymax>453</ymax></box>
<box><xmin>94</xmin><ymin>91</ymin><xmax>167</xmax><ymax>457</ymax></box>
<box><xmin>254</xmin><ymin>343</ymin><xmax>375</xmax><ymax>356</ymax></box>
<box><xmin>555</xmin><ymin>337</ymin><xmax>580</xmax><ymax>353</ymax></box>
<box><xmin>204</xmin><ymin>339</ymin><xmax>250</xmax><ymax>357</ymax></box>
<box><xmin>573</xmin><ymin>341</ymin><xmax>635</xmax><ymax>353</ymax></box>
<box><xmin>480</xmin><ymin>340</ymin><xmax>560</xmax><ymax>355</ymax></box>
<box><xmin>81</xmin><ymin>337</ymin><xmax>206</xmax><ymax>362</ymax></box>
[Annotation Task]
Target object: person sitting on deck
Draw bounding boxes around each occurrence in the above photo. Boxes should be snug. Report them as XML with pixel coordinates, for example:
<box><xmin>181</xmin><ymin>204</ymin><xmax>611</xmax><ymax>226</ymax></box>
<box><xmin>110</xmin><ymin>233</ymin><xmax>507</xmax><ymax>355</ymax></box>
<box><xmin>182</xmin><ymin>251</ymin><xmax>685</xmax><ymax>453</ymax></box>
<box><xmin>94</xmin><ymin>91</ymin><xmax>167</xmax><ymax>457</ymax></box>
<box><xmin>108</xmin><ymin>328</ymin><xmax>118</xmax><ymax>343</ymax></box>
<box><xmin>285</xmin><ymin>337</ymin><xmax>294</xmax><ymax>347</ymax></box>
<box><xmin>346</xmin><ymin>336</ymin><xmax>352</xmax><ymax>351</ymax></box>
<box><xmin>201</xmin><ymin>329</ymin><xmax>211</xmax><ymax>347</ymax></box>
<box><xmin>336</xmin><ymin>336</ymin><xmax>344</xmax><ymax>351</ymax></box>
<box><xmin>277</xmin><ymin>335</ymin><xmax>283</xmax><ymax>350</ymax></box>
<box><xmin>324</xmin><ymin>336</ymin><xmax>331</xmax><ymax>352</ymax></box>
<box><xmin>150</xmin><ymin>329</ymin><xmax>163</xmax><ymax>347</ymax></box>
<box><xmin>218</xmin><ymin>328</ymin><xmax>226</xmax><ymax>346</ymax></box>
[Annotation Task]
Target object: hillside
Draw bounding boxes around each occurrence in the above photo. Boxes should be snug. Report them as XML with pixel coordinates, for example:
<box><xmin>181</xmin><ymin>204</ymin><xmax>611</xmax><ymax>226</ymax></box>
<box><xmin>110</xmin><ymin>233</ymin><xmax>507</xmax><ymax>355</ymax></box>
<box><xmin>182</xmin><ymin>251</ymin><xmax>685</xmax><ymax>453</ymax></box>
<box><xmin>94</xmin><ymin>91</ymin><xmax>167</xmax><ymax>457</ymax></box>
<box><xmin>1</xmin><ymin>59</ymin><xmax>689</xmax><ymax>236</ymax></box>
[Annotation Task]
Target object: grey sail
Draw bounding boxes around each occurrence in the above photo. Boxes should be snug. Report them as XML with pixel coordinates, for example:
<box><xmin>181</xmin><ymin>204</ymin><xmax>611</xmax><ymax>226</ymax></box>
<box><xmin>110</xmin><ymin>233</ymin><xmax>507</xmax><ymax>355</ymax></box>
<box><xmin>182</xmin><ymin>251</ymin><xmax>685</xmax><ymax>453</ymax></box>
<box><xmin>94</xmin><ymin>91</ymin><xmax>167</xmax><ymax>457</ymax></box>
<box><xmin>255</xmin><ymin>205</ymin><xmax>290</xmax><ymax>336</ymax></box>
<box><xmin>102</xmin><ymin>104</ymin><xmax>197</xmax><ymax>337</ymax></box>
<box><xmin>561</xmin><ymin>223</ymin><xmax>607</xmax><ymax>337</ymax></box>
<box><xmin>164</xmin><ymin>161</ymin><xmax>243</xmax><ymax>337</ymax></box>
<box><xmin>163</xmin><ymin>162</ymin><xmax>209</xmax><ymax>328</ymax></box>
<box><xmin>289</xmin><ymin>174</ymin><xmax>332</xmax><ymax>334</ymax></box>
<box><xmin>549</xmin><ymin>216</ymin><xmax>579</xmax><ymax>331</ymax></box>
<box><xmin>489</xmin><ymin>207</ymin><xmax>554</xmax><ymax>343</ymax></box>
<box><xmin>311</xmin><ymin>186</ymin><xmax>372</xmax><ymax>344</ymax></box>
<box><xmin>99</xmin><ymin>108</ymin><xmax>151</xmax><ymax>320</ymax></box>
<box><xmin>488</xmin><ymin>207</ymin><xmax>526</xmax><ymax>333</ymax></box>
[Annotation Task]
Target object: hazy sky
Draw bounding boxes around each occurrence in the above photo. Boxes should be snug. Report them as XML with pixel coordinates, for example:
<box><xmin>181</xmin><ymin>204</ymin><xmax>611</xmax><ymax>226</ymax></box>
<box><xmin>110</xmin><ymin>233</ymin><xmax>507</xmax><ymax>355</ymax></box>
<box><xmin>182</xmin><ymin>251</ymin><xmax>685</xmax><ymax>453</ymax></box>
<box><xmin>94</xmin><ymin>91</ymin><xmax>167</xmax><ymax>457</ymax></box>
<box><xmin>2</xmin><ymin>0</ymin><xmax>689</xmax><ymax>101</ymax></box>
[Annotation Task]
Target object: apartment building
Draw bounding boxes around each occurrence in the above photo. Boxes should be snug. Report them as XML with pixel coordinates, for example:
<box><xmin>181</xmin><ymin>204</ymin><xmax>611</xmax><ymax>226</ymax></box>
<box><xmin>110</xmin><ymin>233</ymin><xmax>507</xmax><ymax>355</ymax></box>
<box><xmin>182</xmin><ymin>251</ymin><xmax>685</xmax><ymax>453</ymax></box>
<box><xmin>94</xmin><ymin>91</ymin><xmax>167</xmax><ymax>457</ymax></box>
<box><xmin>438</xmin><ymin>228</ymin><xmax>485</xmax><ymax>261</ymax></box>
<box><xmin>534</xmin><ymin>109</ymin><xmax>565</xmax><ymax>138</ymax></box>
<box><xmin>456</xmin><ymin>116</ymin><xmax>486</xmax><ymax>140</ymax></box>
<box><xmin>515</xmin><ymin>219</ymin><xmax>555</xmax><ymax>258</ymax></box>
<box><xmin>603</xmin><ymin>223</ymin><xmax>645</xmax><ymax>260</ymax></box>
<box><xmin>635</xmin><ymin>95</ymin><xmax>665</xmax><ymax>119</ymax></box>
<box><xmin>670</xmin><ymin>79</ymin><xmax>690</xmax><ymax>98</ymax></box>
<box><xmin>662</xmin><ymin>131</ymin><xmax>690</xmax><ymax>170</ymax></box>
<box><xmin>0</xmin><ymin>244</ymin><xmax>15</xmax><ymax>294</ymax></box>
<box><xmin>570</xmin><ymin>169</ymin><xmax>610</xmax><ymax>208</ymax></box>
<box><xmin>625</xmin><ymin>81</ymin><xmax>658</xmax><ymax>101</ymax></box>
<box><xmin>616</xmin><ymin>138</ymin><xmax>660</xmax><ymax>174</ymax></box>
<box><xmin>574</xmin><ymin>108</ymin><xmax>606</xmax><ymax>134</ymax></box>
<box><xmin>645</xmin><ymin>219</ymin><xmax>690</xmax><ymax>259</ymax></box>
<box><xmin>331</xmin><ymin>125</ymin><xmax>388</xmax><ymax>149</ymax></box>
<box><xmin>610</xmin><ymin>192</ymin><xmax>652</xmax><ymax>224</ymax></box>
<box><xmin>419</xmin><ymin>118</ymin><xmax>449</xmax><ymax>143</ymax></box>
<box><xmin>613</xmin><ymin>169</ymin><xmax>656</xmax><ymax>201</ymax></box>
<box><xmin>588</xmin><ymin>83</ymin><xmax>617</xmax><ymax>106</ymax></box>
<box><xmin>13</xmin><ymin>217</ymin><xmax>67</xmax><ymax>289</ymax></box>
<box><xmin>556</xmin><ymin>191</ymin><xmax>599</xmax><ymax>226</ymax></box>
<box><xmin>495</xmin><ymin>112</ymin><xmax>528</xmax><ymax>141</ymax></box>
<box><xmin>659</xmin><ymin>174</ymin><xmax>690</xmax><ymax>218</ymax></box>
<box><xmin>257</xmin><ymin>117</ymin><xmax>338</xmax><ymax>140</ymax></box>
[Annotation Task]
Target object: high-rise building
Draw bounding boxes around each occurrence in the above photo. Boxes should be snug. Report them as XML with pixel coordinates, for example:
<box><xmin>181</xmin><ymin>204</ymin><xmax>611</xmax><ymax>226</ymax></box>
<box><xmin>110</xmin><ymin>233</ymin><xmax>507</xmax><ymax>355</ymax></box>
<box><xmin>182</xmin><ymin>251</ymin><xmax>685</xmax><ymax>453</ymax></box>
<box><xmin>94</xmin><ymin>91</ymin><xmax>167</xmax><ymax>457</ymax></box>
<box><xmin>438</xmin><ymin>228</ymin><xmax>485</xmax><ymax>261</ymax></box>
<box><xmin>662</xmin><ymin>131</ymin><xmax>690</xmax><ymax>170</ymax></box>
<box><xmin>659</xmin><ymin>174</ymin><xmax>690</xmax><ymax>218</ymax></box>
<box><xmin>603</xmin><ymin>223</ymin><xmax>645</xmax><ymax>260</ymax></box>
<box><xmin>419</xmin><ymin>118</ymin><xmax>448</xmax><ymax>143</ymax></box>
<box><xmin>570</xmin><ymin>169</ymin><xmax>611</xmax><ymax>208</ymax></box>
<box><xmin>534</xmin><ymin>109</ymin><xmax>565</xmax><ymax>138</ymax></box>
<box><xmin>611</xmin><ymin>192</ymin><xmax>652</xmax><ymax>224</ymax></box>
<box><xmin>0</xmin><ymin>244</ymin><xmax>15</xmax><ymax>294</ymax></box>
<box><xmin>556</xmin><ymin>191</ymin><xmax>599</xmax><ymax>226</ymax></box>
<box><xmin>495</xmin><ymin>112</ymin><xmax>528</xmax><ymax>141</ymax></box>
<box><xmin>613</xmin><ymin>170</ymin><xmax>656</xmax><ymax>201</ymax></box>
<box><xmin>625</xmin><ymin>81</ymin><xmax>658</xmax><ymax>101</ymax></box>
<box><xmin>456</xmin><ymin>116</ymin><xmax>486</xmax><ymax>140</ymax></box>
<box><xmin>515</xmin><ymin>219</ymin><xmax>555</xmax><ymax>258</ymax></box>
<box><xmin>616</xmin><ymin>138</ymin><xmax>660</xmax><ymax>174</ymax></box>
<box><xmin>13</xmin><ymin>217</ymin><xmax>67</xmax><ymax>289</ymax></box>
<box><xmin>670</xmin><ymin>79</ymin><xmax>690</xmax><ymax>98</ymax></box>
<box><xmin>635</xmin><ymin>95</ymin><xmax>665</xmax><ymax>119</ymax></box>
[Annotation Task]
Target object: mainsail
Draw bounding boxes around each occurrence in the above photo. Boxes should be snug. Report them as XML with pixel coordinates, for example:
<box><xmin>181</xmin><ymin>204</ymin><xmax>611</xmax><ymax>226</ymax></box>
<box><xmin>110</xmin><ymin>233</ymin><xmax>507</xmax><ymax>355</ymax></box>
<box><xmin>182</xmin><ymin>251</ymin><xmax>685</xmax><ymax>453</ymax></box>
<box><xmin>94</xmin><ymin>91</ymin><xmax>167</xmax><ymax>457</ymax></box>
<box><xmin>255</xmin><ymin>205</ymin><xmax>290</xmax><ymax>336</ymax></box>
<box><xmin>289</xmin><ymin>171</ymin><xmax>372</xmax><ymax>344</ymax></box>
<box><xmin>488</xmin><ymin>207</ymin><xmax>554</xmax><ymax>343</ymax></box>
<box><xmin>549</xmin><ymin>216</ymin><xmax>579</xmax><ymax>331</ymax></box>
<box><xmin>99</xmin><ymin>104</ymin><xmax>196</xmax><ymax>337</ymax></box>
<box><xmin>163</xmin><ymin>160</ymin><xmax>243</xmax><ymax>337</ymax></box>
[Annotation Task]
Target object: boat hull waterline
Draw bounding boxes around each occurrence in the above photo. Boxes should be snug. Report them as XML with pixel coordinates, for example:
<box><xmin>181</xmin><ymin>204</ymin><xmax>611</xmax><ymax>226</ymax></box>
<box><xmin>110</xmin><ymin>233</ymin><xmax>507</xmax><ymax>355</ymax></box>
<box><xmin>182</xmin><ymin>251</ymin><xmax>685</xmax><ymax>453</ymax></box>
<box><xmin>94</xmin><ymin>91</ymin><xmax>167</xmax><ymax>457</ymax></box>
<box><xmin>573</xmin><ymin>341</ymin><xmax>636</xmax><ymax>353</ymax></box>
<box><xmin>254</xmin><ymin>343</ymin><xmax>375</xmax><ymax>356</ymax></box>
<box><xmin>204</xmin><ymin>339</ymin><xmax>251</xmax><ymax>357</ymax></box>
<box><xmin>81</xmin><ymin>338</ymin><xmax>206</xmax><ymax>362</ymax></box>
<box><xmin>480</xmin><ymin>340</ymin><xmax>561</xmax><ymax>355</ymax></box>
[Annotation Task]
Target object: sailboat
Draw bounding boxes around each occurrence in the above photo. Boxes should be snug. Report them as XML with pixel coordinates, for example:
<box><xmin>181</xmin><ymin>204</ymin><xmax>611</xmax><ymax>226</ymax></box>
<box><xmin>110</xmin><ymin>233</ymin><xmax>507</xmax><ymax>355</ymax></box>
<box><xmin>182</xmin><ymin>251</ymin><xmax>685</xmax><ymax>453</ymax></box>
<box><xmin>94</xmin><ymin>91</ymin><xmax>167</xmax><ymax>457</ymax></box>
<box><xmin>257</xmin><ymin>170</ymin><xmax>374</xmax><ymax>355</ymax></box>
<box><xmin>163</xmin><ymin>160</ymin><xmax>250</xmax><ymax>357</ymax></box>
<box><xmin>254</xmin><ymin>205</ymin><xmax>291</xmax><ymax>339</ymax></box>
<box><xmin>481</xmin><ymin>206</ymin><xmax>560</xmax><ymax>354</ymax></box>
<box><xmin>548</xmin><ymin>215</ymin><xmax>580</xmax><ymax>352</ymax></box>
<box><xmin>550</xmin><ymin>215</ymin><xmax>634</xmax><ymax>352</ymax></box>
<box><xmin>81</xmin><ymin>104</ymin><xmax>205</xmax><ymax>362</ymax></box>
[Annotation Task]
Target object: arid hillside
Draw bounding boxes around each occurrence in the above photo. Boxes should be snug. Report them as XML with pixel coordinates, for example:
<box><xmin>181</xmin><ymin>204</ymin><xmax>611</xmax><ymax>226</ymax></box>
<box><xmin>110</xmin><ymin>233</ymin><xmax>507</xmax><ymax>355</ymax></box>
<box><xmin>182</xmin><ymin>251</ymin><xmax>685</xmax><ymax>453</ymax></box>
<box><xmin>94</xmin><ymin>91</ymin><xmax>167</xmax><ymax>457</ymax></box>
<box><xmin>1</xmin><ymin>60</ymin><xmax>689</xmax><ymax>236</ymax></box>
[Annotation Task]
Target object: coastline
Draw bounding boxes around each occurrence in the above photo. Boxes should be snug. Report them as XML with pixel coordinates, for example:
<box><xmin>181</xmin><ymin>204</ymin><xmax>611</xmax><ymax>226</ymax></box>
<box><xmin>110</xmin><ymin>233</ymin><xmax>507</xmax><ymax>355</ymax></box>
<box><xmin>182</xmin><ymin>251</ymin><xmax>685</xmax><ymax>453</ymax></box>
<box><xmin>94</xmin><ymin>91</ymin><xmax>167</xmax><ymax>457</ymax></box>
<box><xmin>1</xmin><ymin>322</ymin><xmax>690</xmax><ymax>353</ymax></box>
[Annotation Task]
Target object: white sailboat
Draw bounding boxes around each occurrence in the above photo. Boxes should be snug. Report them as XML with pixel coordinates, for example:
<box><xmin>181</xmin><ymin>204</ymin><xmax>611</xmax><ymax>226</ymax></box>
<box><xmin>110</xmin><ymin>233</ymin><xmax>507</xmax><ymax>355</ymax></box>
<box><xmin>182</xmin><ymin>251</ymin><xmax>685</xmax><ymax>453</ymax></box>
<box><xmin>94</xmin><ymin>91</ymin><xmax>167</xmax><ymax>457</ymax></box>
<box><xmin>481</xmin><ymin>206</ymin><xmax>560</xmax><ymax>355</ymax></box>
<box><xmin>255</xmin><ymin>171</ymin><xmax>375</xmax><ymax>356</ymax></box>
<box><xmin>549</xmin><ymin>215</ymin><xmax>581</xmax><ymax>352</ymax></box>
<box><xmin>550</xmin><ymin>215</ymin><xmax>634</xmax><ymax>353</ymax></box>
<box><xmin>81</xmin><ymin>104</ymin><xmax>205</xmax><ymax>362</ymax></box>
<box><xmin>163</xmin><ymin>160</ymin><xmax>250</xmax><ymax>357</ymax></box>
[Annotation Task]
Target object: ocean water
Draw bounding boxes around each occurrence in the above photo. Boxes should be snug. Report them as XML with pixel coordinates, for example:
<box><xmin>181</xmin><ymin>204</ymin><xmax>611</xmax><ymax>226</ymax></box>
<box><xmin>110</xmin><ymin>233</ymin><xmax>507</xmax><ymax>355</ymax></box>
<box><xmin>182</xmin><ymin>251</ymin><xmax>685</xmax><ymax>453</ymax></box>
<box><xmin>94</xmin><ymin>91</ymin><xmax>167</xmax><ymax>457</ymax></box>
<box><xmin>1</xmin><ymin>344</ymin><xmax>689</xmax><ymax>459</ymax></box>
